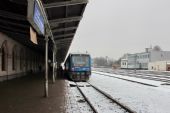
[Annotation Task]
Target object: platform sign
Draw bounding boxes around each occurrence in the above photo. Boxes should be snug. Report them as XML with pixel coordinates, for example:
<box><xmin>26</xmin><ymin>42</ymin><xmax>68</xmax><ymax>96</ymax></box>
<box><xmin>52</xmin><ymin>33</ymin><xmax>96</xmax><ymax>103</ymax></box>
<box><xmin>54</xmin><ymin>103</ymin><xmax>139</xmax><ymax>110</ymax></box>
<box><xmin>33</xmin><ymin>0</ymin><xmax>44</xmax><ymax>35</ymax></box>
<box><xmin>30</xmin><ymin>27</ymin><xmax>38</xmax><ymax>44</ymax></box>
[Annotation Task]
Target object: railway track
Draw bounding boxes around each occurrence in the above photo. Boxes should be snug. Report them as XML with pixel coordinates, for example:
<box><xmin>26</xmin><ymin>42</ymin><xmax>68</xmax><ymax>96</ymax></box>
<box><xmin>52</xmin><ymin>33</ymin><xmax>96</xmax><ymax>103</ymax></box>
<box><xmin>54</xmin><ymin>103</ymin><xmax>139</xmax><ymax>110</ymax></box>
<box><xmin>118</xmin><ymin>72</ymin><xmax>170</xmax><ymax>82</ymax></box>
<box><xmin>95</xmin><ymin>69</ymin><xmax>170</xmax><ymax>83</ymax></box>
<box><xmin>73</xmin><ymin>82</ymin><xmax>136</xmax><ymax>113</ymax></box>
<box><xmin>117</xmin><ymin>72</ymin><xmax>170</xmax><ymax>82</ymax></box>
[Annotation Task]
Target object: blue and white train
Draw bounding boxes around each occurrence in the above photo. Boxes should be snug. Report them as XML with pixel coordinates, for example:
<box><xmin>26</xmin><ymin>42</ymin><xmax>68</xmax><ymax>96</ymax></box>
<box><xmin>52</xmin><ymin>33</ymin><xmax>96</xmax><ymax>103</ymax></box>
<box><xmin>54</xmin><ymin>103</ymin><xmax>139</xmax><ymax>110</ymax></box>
<box><xmin>64</xmin><ymin>53</ymin><xmax>91</xmax><ymax>81</ymax></box>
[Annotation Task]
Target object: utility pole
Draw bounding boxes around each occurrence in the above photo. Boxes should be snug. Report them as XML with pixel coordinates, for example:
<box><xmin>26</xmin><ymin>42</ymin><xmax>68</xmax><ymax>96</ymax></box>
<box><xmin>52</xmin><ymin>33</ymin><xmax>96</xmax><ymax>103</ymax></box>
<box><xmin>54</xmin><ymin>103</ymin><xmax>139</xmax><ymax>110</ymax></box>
<box><xmin>134</xmin><ymin>55</ymin><xmax>137</xmax><ymax>73</ymax></box>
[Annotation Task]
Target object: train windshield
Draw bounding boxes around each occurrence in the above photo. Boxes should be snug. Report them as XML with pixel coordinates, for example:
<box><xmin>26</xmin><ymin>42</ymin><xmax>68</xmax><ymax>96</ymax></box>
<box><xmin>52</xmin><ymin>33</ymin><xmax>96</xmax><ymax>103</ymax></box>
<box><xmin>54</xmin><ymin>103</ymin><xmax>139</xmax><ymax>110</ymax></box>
<box><xmin>72</xmin><ymin>55</ymin><xmax>90</xmax><ymax>67</ymax></box>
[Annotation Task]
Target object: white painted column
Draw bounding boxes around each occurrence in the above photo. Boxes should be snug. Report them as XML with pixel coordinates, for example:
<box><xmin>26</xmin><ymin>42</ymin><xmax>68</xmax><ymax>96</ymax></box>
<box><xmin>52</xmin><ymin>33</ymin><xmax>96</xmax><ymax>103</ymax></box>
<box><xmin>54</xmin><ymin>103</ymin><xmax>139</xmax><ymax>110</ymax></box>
<box><xmin>44</xmin><ymin>36</ymin><xmax>49</xmax><ymax>97</ymax></box>
<box><xmin>52</xmin><ymin>49</ymin><xmax>55</xmax><ymax>83</ymax></box>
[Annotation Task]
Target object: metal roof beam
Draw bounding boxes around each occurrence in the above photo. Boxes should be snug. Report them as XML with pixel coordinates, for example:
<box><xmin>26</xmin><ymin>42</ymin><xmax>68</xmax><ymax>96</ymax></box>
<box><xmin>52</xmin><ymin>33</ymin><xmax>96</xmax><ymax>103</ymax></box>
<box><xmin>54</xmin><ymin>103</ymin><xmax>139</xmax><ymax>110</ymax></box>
<box><xmin>55</xmin><ymin>37</ymin><xmax>73</xmax><ymax>41</ymax></box>
<box><xmin>56</xmin><ymin>46</ymin><xmax>68</xmax><ymax>50</ymax></box>
<box><xmin>56</xmin><ymin>43</ymin><xmax>70</xmax><ymax>47</ymax></box>
<box><xmin>0</xmin><ymin>18</ymin><xmax>29</xmax><ymax>28</ymax></box>
<box><xmin>49</xmin><ymin>16</ymin><xmax>82</xmax><ymax>26</ymax></box>
<box><xmin>0</xmin><ymin>26</ymin><xmax>28</xmax><ymax>34</ymax></box>
<box><xmin>57</xmin><ymin>43</ymin><xmax>71</xmax><ymax>46</ymax></box>
<box><xmin>52</xmin><ymin>26</ymin><xmax>77</xmax><ymax>33</ymax></box>
<box><xmin>0</xmin><ymin>10</ymin><xmax>26</xmax><ymax>21</ymax></box>
<box><xmin>54</xmin><ymin>33</ymin><xmax>74</xmax><ymax>39</ymax></box>
<box><xmin>54</xmin><ymin>36</ymin><xmax>73</xmax><ymax>41</ymax></box>
<box><xmin>44</xmin><ymin>0</ymin><xmax>88</xmax><ymax>8</ymax></box>
<box><xmin>57</xmin><ymin>41</ymin><xmax>72</xmax><ymax>45</ymax></box>
<box><xmin>10</xmin><ymin>1</ymin><xmax>27</xmax><ymax>5</ymax></box>
<box><xmin>57</xmin><ymin>43</ymin><xmax>70</xmax><ymax>47</ymax></box>
<box><xmin>56</xmin><ymin>40</ymin><xmax>72</xmax><ymax>44</ymax></box>
<box><xmin>0</xmin><ymin>26</ymin><xmax>28</xmax><ymax>37</ymax></box>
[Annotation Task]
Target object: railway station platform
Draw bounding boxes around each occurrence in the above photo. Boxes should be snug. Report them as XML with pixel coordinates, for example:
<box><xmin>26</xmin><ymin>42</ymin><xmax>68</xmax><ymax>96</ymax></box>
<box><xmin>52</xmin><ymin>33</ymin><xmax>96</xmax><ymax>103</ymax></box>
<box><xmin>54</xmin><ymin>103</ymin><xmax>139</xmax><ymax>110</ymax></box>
<box><xmin>0</xmin><ymin>73</ymin><xmax>76</xmax><ymax>113</ymax></box>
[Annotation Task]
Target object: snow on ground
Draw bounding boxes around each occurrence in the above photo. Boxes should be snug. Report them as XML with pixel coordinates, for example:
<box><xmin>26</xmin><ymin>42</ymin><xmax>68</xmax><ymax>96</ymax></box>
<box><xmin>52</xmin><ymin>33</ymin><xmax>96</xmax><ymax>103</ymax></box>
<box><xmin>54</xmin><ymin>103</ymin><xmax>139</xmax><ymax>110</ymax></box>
<box><xmin>64</xmin><ymin>82</ymin><xmax>81</xmax><ymax>113</ymax></box>
<box><xmin>78</xmin><ymin>82</ymin><xmax>128</xmax><ymax>113</ymax></box>
<box><xmin>69</xmin><ymin>87</ymin><xmax>93</xmax><ymax>113</ymax></box>
<box><xmin>89</xmin><ymin>72</ymin><xmax>170</xmax><ymax>113</ymax></box>
<box><xmin>66</xmin><ymin>81</ymin><xmax>93</xmax><ymax>113</ymax></box>
<box><xmin>93</xmin><ymin>71</ymin><xmax>166</xmax><ymax>87</ymax></box>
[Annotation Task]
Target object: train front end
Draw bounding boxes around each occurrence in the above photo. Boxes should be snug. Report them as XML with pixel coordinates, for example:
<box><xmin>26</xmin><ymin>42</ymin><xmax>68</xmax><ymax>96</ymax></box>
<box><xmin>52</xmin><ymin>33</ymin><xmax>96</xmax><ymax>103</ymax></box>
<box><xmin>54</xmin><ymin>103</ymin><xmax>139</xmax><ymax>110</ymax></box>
<box><xmin>69</xmin><ymin>54</ymin><xmax>91</xmax><ymax>81</ymax></box>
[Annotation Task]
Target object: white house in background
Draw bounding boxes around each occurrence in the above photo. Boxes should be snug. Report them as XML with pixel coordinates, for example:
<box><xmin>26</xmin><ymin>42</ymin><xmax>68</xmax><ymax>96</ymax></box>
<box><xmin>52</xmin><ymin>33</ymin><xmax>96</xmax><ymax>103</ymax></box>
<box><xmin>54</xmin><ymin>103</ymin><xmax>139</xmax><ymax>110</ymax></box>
<box><xmin>121</xmin><ymin>46</ymin><xmax>170</xmax><ymax>70</ymax></box>
<box><xmin>121</xmin><ymin>55</ymin><xmax>128</xmax><ymax>69</ymax></box>
<box><xmin>121</xmin><ymin>52</ymin><xmax>150</xmax><ymax>69</ymax></box>
<box><xmin>121</xmin><ymin>54</ymin><xmax>136</xmax><ymax>69</ymax></box>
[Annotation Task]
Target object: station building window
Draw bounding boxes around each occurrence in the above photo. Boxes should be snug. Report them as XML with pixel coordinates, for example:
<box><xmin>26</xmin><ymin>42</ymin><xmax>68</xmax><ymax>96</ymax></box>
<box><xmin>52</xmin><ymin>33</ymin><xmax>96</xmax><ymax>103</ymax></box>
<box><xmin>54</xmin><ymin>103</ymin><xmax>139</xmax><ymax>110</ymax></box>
<box><xmin>1</xmin><ymin>41</ymin><xmax>8</xmax><ymax>71</ymax></box>
<box><xmin>25</xmin><ymin>53</ymin><xmax>28</xmax><ymax>71</ymax></box>
<box><xmin>20</xmin><ymin>49</ymin><xmax>24</xmax><ymax>71</ymax></box>
<box><xmin>12</xmin><ymin>46</ymin><xmax>17</xmax><ymax>71</ymax></box>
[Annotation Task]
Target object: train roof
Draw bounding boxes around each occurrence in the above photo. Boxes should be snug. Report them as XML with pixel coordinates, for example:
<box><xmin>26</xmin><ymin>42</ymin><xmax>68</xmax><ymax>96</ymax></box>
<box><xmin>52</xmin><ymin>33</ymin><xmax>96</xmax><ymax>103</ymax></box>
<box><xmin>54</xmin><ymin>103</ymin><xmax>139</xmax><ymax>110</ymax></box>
<box><xmin>64</xmin><ymin>53</ymin><xmax>90</xmax><ymax>64</ymax></box>
<box><xmin>69</xmin><ymin>53</ymin><xmax>90</xmax><ymax>56</ymax></box>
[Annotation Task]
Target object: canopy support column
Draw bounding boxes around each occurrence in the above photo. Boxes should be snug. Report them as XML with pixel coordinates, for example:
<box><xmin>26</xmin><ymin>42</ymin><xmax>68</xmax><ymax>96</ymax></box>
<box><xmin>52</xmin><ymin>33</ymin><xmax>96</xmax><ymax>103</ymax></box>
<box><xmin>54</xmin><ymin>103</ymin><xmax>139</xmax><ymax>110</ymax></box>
<box><xmin>52</xmin><ymin>48</ymin><xmax>56</xmax><ymax>83</ymax></box>
<box><xmin>44</xmin><ymin>35</ymin><xmax>49</xmax><ymax>98</ymax></box>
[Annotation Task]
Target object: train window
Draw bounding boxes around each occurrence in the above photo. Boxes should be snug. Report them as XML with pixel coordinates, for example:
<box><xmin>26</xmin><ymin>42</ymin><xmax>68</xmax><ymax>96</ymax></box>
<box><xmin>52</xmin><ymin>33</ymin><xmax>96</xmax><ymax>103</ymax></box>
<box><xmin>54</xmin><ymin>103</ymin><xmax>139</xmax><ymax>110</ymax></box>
<box><xmin>1</xmin><ymin>41</ymin><xmax>7</xmax><ymax>71</ymax></box>
<box><xmin>72</xmin><ymin>55</ymin><xmax>90</xmax><ymax>67</ymax></box>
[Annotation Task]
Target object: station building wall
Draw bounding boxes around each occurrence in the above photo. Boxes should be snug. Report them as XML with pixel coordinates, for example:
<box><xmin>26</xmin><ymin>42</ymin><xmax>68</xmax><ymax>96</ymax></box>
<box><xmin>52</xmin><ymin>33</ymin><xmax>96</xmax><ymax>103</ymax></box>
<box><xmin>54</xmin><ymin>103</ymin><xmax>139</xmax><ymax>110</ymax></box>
<box><xmin>0</xmin><ymin>32</ymin><xmax>44</xmax><ymax>82</ymax></box>
<box><xmin>150</xmin><ymin>51</ymin><xmax>170</xmax><ymax>62</ymax></box>
<box><xmin>121</xmin><ymin>50</ymin><xmax>170</xmax><ymax>70</ymax></box>
<box><xmin>148</xmin><ymin>61</ymin><xmax>170</xmax><ymax>71</ymax></box>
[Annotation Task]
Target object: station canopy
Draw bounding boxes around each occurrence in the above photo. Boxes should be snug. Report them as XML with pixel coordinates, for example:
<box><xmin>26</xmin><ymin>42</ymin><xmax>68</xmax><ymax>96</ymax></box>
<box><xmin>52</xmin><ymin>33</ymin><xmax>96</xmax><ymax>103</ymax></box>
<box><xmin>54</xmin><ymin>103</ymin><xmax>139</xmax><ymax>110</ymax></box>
<box><xmin>0</xmin><ymin>0</ymin><xmax>88</xmax><ymax>63</ymax></box>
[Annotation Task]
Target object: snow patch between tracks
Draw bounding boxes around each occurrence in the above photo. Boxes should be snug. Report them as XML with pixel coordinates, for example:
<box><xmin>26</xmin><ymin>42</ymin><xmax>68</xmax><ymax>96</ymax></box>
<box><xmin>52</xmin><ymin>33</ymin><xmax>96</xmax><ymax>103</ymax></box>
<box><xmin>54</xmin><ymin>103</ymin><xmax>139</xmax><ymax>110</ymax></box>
<box><xmin>93</xmin><ymin>71</ymin><xmax>164</xmax><ymax>87</ymax></box>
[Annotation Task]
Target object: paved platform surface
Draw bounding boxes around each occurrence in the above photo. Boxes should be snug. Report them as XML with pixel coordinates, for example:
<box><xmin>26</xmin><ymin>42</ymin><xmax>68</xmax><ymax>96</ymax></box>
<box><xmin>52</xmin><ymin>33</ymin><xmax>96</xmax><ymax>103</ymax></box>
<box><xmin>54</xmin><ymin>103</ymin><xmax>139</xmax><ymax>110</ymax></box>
<box><xmin>0</xmin><ymin>73</ymin><xmax>79</xmax><ymax>113</ymax></box>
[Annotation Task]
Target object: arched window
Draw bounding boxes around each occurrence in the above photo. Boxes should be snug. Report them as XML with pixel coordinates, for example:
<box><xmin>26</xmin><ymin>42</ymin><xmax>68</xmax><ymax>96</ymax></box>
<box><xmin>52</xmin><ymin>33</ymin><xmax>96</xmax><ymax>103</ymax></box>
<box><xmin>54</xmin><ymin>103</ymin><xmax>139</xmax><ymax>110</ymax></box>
<box><xmin>20</xmin><ymin>48</ymin><xmax>24</xmax><ymax>71</ymax></box>
<box><xmin>1</xmin><ymin>41</ymin><xmax>8</xmax><ymax>71</ymax></box>
<box><xmin>12</xmin><ymin>45</ymin><xmax>17</xmax><ymax>71</ymax></box>
<box><xmin>25</xmin><ymin>49</ymin><xmax>28</xmax><ymax>71</ymax></box>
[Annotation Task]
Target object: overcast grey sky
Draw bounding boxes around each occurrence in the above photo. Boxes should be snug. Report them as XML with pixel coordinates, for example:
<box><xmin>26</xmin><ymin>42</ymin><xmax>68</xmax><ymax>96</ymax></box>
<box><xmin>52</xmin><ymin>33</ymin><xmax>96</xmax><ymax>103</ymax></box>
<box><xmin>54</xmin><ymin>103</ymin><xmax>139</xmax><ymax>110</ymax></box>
<box><xmin>69</xmin><ymin>0</ymin><xmax>170</xmax><ymax>59</ymax></box>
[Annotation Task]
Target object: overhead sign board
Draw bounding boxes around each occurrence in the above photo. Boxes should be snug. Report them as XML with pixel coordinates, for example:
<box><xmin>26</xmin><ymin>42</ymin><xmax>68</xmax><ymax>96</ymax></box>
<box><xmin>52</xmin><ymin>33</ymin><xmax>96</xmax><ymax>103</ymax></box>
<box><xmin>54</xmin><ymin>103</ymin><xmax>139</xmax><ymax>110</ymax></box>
<box><xmin>33</xmin><ymin>1</ymin><xmax>44</xmax><ymax>35</ymax></box>
<box><xmin>27</xmin><ymin>0</ymin><xmax>45</xmax><ymax>35</ymax></box>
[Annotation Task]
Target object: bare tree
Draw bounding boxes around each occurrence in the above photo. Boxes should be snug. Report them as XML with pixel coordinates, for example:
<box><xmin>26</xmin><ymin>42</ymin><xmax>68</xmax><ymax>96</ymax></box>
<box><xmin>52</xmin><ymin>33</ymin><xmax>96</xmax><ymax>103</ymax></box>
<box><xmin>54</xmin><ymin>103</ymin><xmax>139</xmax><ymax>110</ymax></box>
<box><xmin>93</xmin><ymin>56</ymin><xmax>115</xmax><ymax>67</ymax></box>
